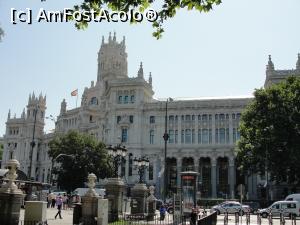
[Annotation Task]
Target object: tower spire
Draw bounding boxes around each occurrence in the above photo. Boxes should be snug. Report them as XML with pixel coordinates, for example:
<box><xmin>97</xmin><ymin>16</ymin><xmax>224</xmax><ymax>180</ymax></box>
<box><xmin>138</xmin><ymin>62</ymin><xmax>144</xmax><ymax>78</ymax></box>
<box><xmin>8</xmin><ymin>109</ymin><xmax>11</xmax><ymax>119</ymax></box>
<box><xmin>149</xmin><ymin>72</ymin><xmax>152</xmax><ymax>86</ymax></box>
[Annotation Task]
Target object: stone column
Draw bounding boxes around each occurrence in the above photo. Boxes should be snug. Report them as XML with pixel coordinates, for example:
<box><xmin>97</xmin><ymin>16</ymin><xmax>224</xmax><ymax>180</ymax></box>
<box><xmin>81</xmin><ymin>173</ymin><xmax>102</xmax><ymax>224</ymax></box>
<box><xmin>105</xmin><ymin>178</ymin><xmax>126</xmax><ymax>222</ymax></box>
<box><xmin>194</xmin><ymin>156</ymin><xmax>199</xmax><ymax>173</ymax></box>
<box><xmin>131</xmin><ymin>183</ymin><xmax>148</xmax><ymax>214</ymax></box>
<box><xmin>0</xmin><ymin>158</ymin><xmax>24</xmax><ymax>225</ymax></box>
<box><xmin>146</xmin><ymin>186</ymin><xmax>156</xmax><ymax>221</ymax></box>
<box><xmin>211</xmin><ymin>158</ymin><xmax>217</xmax><ymax>198</ymax></box>
<box><xmin>176</xmin><ymin>157</ymin><xmax>182</xmax><ymax>188</ymax></box>
<box><xmin>228</xmin><ymin>158</ymin><xmax>235</xmax><ymax>199</ymax></box>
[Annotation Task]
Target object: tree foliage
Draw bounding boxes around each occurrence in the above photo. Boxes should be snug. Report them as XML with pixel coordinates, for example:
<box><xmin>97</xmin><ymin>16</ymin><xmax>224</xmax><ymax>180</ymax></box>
<box><xmin>42</xmin><ymin>0</ymin><xmax>221</xmax><ymax>39</ymax></box>
<box><xmin>236</xmin><ymin>76</ymin><xmax>300</xmax><ymax>185</ymax></box>
<box><xmin>48</xmin><ymin>130</ymin><xmax>113</xmax><ymax>192</ymax></box>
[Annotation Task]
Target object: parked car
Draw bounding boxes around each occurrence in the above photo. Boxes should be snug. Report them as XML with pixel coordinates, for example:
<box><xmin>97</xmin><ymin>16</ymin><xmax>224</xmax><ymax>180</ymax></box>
<box><xmin>210</xmin><ymin>201</ymin><xmax>251</xmax><ymax>215</ymax></box>
<box><xmin>243</xmin><ymin>201</ymin><xmax>261</xmax><ymax>214</ymax></box>
<box><xmin>258</xmin><ymin>200</ymin><xmax>300</xmax><ymax>218</ymax></box>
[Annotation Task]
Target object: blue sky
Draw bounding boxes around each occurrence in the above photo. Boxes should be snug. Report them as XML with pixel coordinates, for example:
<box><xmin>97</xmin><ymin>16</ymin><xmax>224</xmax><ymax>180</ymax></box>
<box><xmin>0</xmin><ymin>0</ymin><xmax>299</xmax><ymax>136</ymax></box>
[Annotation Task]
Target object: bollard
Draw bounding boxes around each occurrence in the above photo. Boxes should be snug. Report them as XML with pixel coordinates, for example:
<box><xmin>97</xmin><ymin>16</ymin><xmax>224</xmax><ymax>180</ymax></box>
<box><xmin>73</xmin><ymin>203</ymin><xmax>82</xmax><ymax>225</ymax></box>
<box><xmin>268</xmin><ymin>211</ymin><xmax>273</xmax><ymax>225</ymax></box>
<box><xmin>223</xmin><ymin>210</ymin><xmax>228</xmax><ymax>225</ymax></box>
<box><xmin>246</xmin><ymin>212</ymin><xmax>250</xmax><ymax>225</ymax></box>
<box><xmin>235</xmin><ymin>212</ymin><xmax>239</xmax><ymax>224</ymax></box>
<box><xmin>257</xmin><ymin>213</ymin><xmax>261</xmax><ymax>225</ymax></box>
<box><xmin>279</xmin><ymin>209</ymin><xmax>285</xmax><ymax>225</ymax></box>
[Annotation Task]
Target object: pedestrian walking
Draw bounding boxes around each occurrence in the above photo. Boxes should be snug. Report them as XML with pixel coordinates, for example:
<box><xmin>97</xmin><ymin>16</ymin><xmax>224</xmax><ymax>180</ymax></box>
<box><xmin>49</xmin><ymin>193</ymin><xmax>56</xmax><ymax>208</ymax></box>
<box><xmin>160</xmin><ymin>205</ymin><xmax>166</xmax><ymax>221</ymax></box>
<box><xmin>55</xmin><ymin>195</ymin><xmax>63</xmax><ymax>219</ymax></box>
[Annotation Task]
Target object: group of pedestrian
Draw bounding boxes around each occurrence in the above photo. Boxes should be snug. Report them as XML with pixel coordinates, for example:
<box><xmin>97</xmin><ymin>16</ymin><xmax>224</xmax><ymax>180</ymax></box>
<box><xmin>47</xmin><ymin>193</ymin><xmax>76</xmax><ymax>220</ymax></box>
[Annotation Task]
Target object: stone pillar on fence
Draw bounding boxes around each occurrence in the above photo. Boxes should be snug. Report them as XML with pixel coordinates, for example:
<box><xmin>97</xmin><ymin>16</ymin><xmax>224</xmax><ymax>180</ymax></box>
<box><xmin>131</xmin><ymin>183</ymin><xmax>148</xmax><ymax>215</ymax></box>
<box><xmin>97</xmin><ymin>198</ymin><xmax>108</xmax><ymax>225</ymax></box>
<box><xmin>105</xmin><ymin>177</ymin><xmax>126</xmax><ymax>222</ymax></box>
<box><xmin>81</xmin><ymin>173</ymin><xmax>102</xmax><ymax>225</ymax></box>
<box><xmin>146</xmin><ymin>186</ymin><xmax>156</xmax><ymax>221</ymax></box>
<box><xmin>24</xmin><ymin>201</ymin><xmax>47</xmax><ymax>225</ymax></box>
<box><xmin>0</xmin><ymin>158</ymin><xmax>24</xmax><ymax>225</ymax></box>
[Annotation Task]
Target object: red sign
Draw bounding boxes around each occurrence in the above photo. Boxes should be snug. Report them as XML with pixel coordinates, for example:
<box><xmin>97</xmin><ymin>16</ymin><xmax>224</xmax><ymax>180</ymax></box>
<box><xmin>182</xmin><ymin>175</ymin><xmax>195</xmax><ymax>180</ymax></box>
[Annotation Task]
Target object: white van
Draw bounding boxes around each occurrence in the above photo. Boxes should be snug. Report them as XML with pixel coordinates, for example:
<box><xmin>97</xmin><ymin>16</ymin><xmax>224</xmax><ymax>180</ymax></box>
<box><xmin>259</xmin><ymin>201</ymin><xmax>300</xmax><ymax>218</ymax></box>
<box><xmin>285</xmin><ymin>194</ymin><xmax>300</xmax><ymax>203</ymax></box>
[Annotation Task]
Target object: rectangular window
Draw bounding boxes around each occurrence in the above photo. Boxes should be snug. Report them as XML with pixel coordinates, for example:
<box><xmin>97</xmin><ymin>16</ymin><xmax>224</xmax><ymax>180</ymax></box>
<box><xmin>129</xmin><ymin>115</ymin><xmax>134</xmax><ymax>123</ymax></box>
<box><xmin>202</xmin><ymin>129</ymin><xmax>209</xmax><ymax>144</ymax></box>
<box><xmin>175</xmin><ymin>130</ymin><xmax>178</xmax><ymax>143</ymax></box>
<box><xmin>181</xmin><ymin>130</ymin><xmax>184</xmax><ymax>143</ymax></box>
<box><xmin>181</xmin><ymin>115</ymin><xmax>184</xmax><ymax>121</ymax></box>
<box><xmin>185</xmin><ymin>129</ymin><xmax>191</xmax><ymax>143</ymax></box>
<box><xmin>226</xmin><ymin>128</ymin><xmax>230</xmax><ymax>143</ymax></box>
<box><xmin>215</xmin><ymin>128</ymin><xmax>219</xmax><ymax>143</ymax></box>
<box><xmin>209</xmin><ymin>114</ymin><xmax>212</xmax><ymax>121</ymax></box>
<box><xmin>118</xmin><ymin>96</ymin><xmax>122</xmax><ymax>104</ymax></box>
<box><xmin>117</xmin><ymin>116</ymin><xmax>121</xmax><ymax>123</ymax></box>
<box><xmin>150</xmin><ymin>130</ymin><xmax>154</xmax><ymax>144</ymax></box>
<box><xmin>175</xmin><ymin>115</ymin><xmax>178</xmax><ymax>122</ymax></box>
<box><xmin>192</xmin><ymin>129</ymin><xmax>195</xmax><ymax>143</ymax></box>
<box><xmin>150</xmin><ymin>116</ymin><xmax>155</xmax><ymax>124</ymax></box>
<box><xmin>192</xmin><ymin>115</ymin><xmax>195</xmax><ymax>120</ymax></box>
<box><xmin>185</xmin><ymin>115</ymin><xmax>191</xmax><ymax>121</ymax></box>
<box><xmin>130</xmin><ymin>95</ymin><xmax>135</xmax><ymax>103</ymax></box>
<box><xmin>209</xmin><ymin>129</ymin><xmax>212</xmax><ymax>143</ymax></box>
<box><xmin>233</xmin><ymin>128</ymin><xmax>236</xmax><ymax>143</ymax></box>
<box><xmin>202</xmin><ymin>114</ymin><xmax>208</xmax><ymax>121</ymax></box>
<box><xmin>169</xmin><ymin>115</ymin><xmax>174</xmax><ymax>122</ymax></box>
<box><xmin>219</xmin><ymin>128</ymin><xmax>225</xmax><ymax>144</ymax></box>
<box><xmin>232</xmin><ymin>113</ymin><xmax>236</xmax><ymax>120</ymax></box>
<box><xmin>121</xmin><ymin>128</ymin><xmax>128</xmax><ymax>143</ymax></box>
<box><xmin>169</xmin><ymin>130</ymin><xmax>174</xmax><ymax>143</ymax></box>
<box><xmin>124</xmin><ymin>96</ymin><xmax>128</xmax><ymax>104</ymax></box>
<box><xmin>198</xmin><ymin>129</ymin><xmax>201</xmax><ymax>144</ymax></box>
<box><xmin>219</xmin><ymin>114</ymin><xmax>225</xmax><ymax>121</ymax></box>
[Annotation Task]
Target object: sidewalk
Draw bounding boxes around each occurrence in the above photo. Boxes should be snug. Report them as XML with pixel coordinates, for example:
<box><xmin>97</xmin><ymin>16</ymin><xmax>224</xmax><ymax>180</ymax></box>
<box><xmin>20</xmin><ymin>207</ymin><xmax>74</xmax><ymax>225</ymax></box>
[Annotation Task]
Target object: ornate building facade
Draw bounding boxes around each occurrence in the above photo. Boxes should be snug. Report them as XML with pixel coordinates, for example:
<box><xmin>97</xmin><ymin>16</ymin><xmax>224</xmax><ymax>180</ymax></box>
<box><xmin>2</xmin><ymin>33</ymin><xmax>300</xmax><ymax>199</ymax></box>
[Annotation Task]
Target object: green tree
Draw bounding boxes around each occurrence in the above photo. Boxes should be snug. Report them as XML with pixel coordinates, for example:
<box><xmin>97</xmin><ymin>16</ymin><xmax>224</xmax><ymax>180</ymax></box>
<box><xmin>236</xmin><ymin>76</ymin><xmax>300</xmax><ymax>185</ymax></box>
<box><xmin>42</xmin><ymin>0</ymin><xmax>221</xmax><ymax>39</ymax></box>
<box><xmin>48</xmin><ymin>130</ymin><xmax>113</xmax><ymax>192</ymax></box>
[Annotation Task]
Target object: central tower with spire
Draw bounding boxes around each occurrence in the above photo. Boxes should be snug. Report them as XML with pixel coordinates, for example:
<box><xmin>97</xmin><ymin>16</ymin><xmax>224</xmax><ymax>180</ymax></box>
<box><xmin>97</xmin><ymin>32</ymin><xmax>128</xmax><ymax>84</ymax></box>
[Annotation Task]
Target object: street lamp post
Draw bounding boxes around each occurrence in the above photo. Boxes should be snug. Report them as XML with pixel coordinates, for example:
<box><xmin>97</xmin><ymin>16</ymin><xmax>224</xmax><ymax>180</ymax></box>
<box><xmin>163</xmin><ymin>97</ymin><xmax>173</xmax><ymax>202</ymax></box>
<box><xmin>107</xmin><ymin>145</ymin><xmax>127</xmax><ymax>178</ymax></box>
<box><xmin>133</xmin><ymin>156</ymin><xmax>150</xmax><ymax>183</ymax></box>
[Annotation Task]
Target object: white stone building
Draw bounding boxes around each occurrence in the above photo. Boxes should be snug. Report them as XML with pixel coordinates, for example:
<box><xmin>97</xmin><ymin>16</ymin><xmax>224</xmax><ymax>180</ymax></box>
<box><xmin>2</xmin><ymin>33</ymin><xmax>300</xmax><ymax>199</ymax></box>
